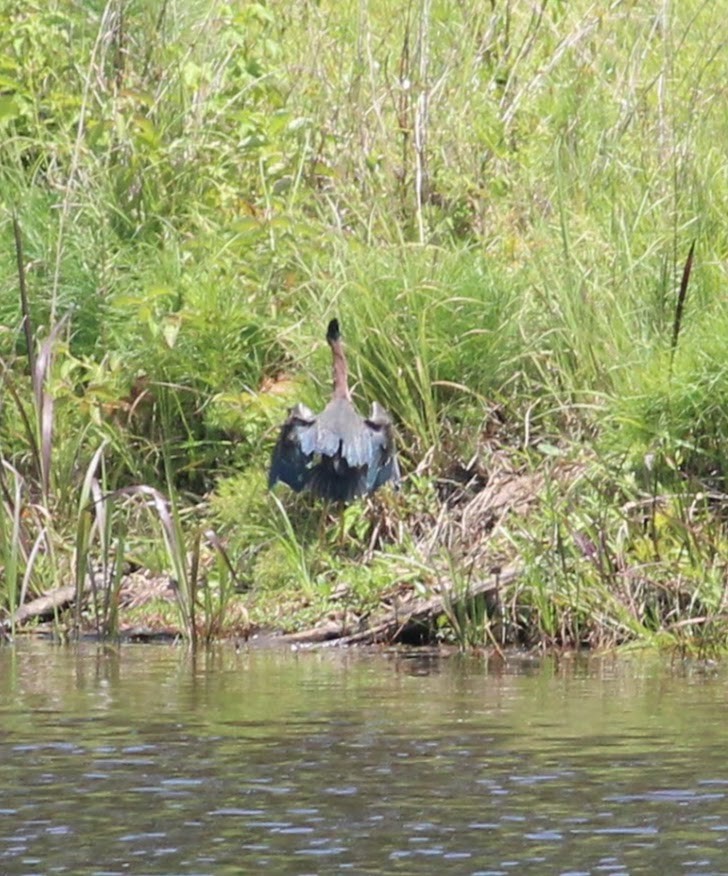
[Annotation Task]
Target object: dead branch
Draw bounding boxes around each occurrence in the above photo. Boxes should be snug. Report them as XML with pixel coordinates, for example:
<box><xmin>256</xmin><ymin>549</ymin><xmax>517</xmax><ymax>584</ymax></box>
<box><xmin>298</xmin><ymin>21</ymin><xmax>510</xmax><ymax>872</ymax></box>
<box><xmin>283</xmin><ymin>565</ymin><xmax>521</xmax><ymax>647</ymax></box>
<box><xmin>1</xmin><ymin>580</ymin><xmax>93</xmax><ymax>630</ymax></box>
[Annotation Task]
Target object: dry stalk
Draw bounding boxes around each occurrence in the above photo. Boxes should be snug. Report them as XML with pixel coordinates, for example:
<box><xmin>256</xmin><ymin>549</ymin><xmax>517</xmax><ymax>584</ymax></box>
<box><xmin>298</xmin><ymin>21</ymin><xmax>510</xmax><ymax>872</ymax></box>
<box><xmin>414</xmin><ymin>0</ymin><xmax>431</xmax><ymax>243</ymax></box>
<box><xmin>501</xmin><ymin>8</ymin><xmax>600</xmax><ymax>129</ymax></box>
<box><xmin>50</xmin><ymin>0</ymin><xmax>119</xmax><ymax>323</ymax></box>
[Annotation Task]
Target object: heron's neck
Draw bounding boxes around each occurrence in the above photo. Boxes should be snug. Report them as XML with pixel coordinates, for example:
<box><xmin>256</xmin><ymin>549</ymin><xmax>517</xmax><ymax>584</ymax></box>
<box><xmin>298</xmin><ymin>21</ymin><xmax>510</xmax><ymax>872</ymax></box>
<box><xmin>330</xmin><ymin>339</ymin><xmax>350</xmax><ymax>400</ymax></box>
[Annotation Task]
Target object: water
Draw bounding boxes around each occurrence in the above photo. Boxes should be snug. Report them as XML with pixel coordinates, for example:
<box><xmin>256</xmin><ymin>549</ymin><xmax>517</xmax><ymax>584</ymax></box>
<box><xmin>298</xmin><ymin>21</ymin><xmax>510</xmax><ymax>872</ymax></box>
<box><xmin>0</xmin><ymin>643</ymin><xmax>727</xmax><ymax>876</ymax></box>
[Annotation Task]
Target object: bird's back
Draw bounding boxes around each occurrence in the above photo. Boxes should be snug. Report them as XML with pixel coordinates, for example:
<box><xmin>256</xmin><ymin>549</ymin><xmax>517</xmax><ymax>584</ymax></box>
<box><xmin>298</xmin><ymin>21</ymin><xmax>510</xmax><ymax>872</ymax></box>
<box><xmin>315</xmin><ymin>397</ymin><xmax>372</xmax><ymax>468</ymax></box>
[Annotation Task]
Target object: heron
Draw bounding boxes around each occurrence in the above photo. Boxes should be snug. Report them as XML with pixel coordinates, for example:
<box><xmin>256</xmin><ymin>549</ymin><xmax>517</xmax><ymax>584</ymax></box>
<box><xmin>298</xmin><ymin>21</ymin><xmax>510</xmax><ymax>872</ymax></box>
<box><xmin>269</xmin><ymin>318</ymin><xmax>400</xmax><ymax>502</ymax></box>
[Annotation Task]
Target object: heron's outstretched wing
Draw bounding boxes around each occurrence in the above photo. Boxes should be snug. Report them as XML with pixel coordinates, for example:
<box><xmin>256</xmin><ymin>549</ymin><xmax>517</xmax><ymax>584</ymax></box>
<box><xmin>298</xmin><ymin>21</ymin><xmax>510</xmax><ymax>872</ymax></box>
<box><xmin>364</xmin><ymin>402</ymin><xmax>401</xmax><ymax>493</ymax></box>
<box><xmin>268</xmin><ymin>404</ymin><xmax>317</xmax><ymax>493</ymax></box>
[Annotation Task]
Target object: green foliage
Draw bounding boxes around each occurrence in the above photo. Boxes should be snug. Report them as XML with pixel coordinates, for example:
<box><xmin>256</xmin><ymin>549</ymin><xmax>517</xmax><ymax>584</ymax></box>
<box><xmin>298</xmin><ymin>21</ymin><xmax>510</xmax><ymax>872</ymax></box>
<box><xmin>608</xmin><ymin>304</ymin><xmax>728</xmax><ymax>484</ymax></box>
<box><xmin>500</xmin><ymin>451</ymin><xmax>728</xmax><ymax>651</ymax></box>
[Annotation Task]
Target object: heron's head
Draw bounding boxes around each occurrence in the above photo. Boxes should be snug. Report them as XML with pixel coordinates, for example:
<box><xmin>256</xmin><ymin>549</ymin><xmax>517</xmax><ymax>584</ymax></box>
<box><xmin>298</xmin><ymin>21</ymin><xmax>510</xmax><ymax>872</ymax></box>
<box><xmin>326</xmin><ymin>319</ymin><xmax>341</xmax><ymax>344</ymax></box>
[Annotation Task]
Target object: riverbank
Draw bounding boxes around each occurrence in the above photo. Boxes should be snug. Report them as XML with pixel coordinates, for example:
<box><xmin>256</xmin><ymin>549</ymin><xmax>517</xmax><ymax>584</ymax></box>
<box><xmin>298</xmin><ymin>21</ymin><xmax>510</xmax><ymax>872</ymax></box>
<box><xmin>5</xmin><ymin>439</ymin><xmax>726</xmax><ymax>656</ymax></box>
<box><xmin>1</xmin><ymin>2</ymin><xmax>727</xmax><ymax>654</ymax></box>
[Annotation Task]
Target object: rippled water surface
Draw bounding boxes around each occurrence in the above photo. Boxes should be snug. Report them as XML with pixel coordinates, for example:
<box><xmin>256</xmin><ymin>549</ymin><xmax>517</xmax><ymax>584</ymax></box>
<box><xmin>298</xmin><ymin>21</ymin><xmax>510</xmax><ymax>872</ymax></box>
<box><xmin>1</xmin><ymin>643</ymin><xmax>727</xmax><ymax>875</ymax></box>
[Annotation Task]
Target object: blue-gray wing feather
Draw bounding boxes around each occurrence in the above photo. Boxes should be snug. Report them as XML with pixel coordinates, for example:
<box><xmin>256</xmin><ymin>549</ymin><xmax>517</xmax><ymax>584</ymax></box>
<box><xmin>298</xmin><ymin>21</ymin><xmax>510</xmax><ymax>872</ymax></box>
<box><xmin>268</xmin><ymin>404</ymin><xmax>316</xmax><ymax>492</ymax></box>
<box><xmin>365</xmin><ymin>402</ymin><xmax>401</xmax><ymax>493</ymax></box>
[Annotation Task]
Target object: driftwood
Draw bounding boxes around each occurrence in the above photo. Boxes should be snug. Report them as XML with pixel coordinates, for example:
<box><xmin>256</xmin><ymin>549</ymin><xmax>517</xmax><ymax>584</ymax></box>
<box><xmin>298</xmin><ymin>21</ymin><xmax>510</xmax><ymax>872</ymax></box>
<box><xmin>1</xmin><ymin>581</ymin><xmax>92</xmax><ymax>631</ymax></box>
<box><xmin>283</xmin><ymin>618</ymin><xmax>355</xmax><ymax>645</ymax></box>
<box><xmin>4</xmin><ymin>565</ymin><xmax>522</xmax><ymax>647</ymax></box>
<box><xmin>1</xmin><ymin>568</ymin><xmax>173</xmax><ymax>634</ymax></box>
<box><xmin>283</xmin><ymin>565</ymin><xmax>521</xmax><ymax>647</ymax></box>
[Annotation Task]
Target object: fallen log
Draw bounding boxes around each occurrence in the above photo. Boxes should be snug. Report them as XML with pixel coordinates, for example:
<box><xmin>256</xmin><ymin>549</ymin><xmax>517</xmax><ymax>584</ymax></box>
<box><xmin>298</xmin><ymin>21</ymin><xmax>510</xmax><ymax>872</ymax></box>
<box><xmin>281</xmin><ymin>617</ymin><xmax>352</xmax><ymax>645</ymax></box>
<box><xmin>1</xmin><ymin>580</ymin><xmax>92</xmax><ymax>631</ymax></box>
<box><xmin>1</xmin><ymin>567</ymin><xmax>167</xmax><ymax>633</ymax></box>
<box><xmin>283</xmin><ymin>565</ymin><xmax>521</xmax><ymax>647</ymax></box>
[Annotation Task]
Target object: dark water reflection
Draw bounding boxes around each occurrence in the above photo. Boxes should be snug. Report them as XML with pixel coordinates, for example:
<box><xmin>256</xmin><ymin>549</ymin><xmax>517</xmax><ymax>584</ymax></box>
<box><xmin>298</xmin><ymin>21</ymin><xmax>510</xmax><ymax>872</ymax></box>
<box><xmin>0</xmin><ymin>644</ymin><xmax>727</xmax><ymax>875</ymax></box>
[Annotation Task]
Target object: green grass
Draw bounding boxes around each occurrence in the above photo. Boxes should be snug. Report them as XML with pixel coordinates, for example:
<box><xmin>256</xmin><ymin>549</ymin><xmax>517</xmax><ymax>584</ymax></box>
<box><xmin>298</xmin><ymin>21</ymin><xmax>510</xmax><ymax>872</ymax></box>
<box><xmin>1</xmin><ymin>0</ymin><xmax>728</xmax><ymax>650</ymax></box>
